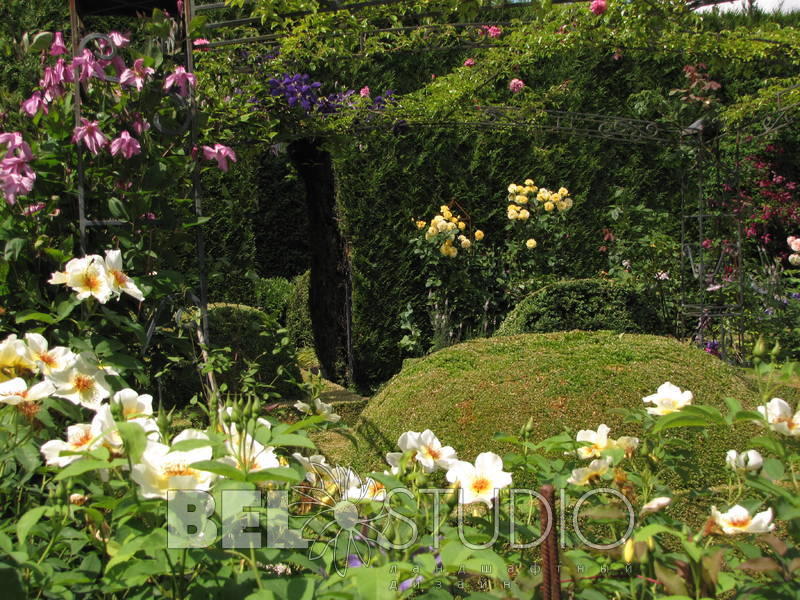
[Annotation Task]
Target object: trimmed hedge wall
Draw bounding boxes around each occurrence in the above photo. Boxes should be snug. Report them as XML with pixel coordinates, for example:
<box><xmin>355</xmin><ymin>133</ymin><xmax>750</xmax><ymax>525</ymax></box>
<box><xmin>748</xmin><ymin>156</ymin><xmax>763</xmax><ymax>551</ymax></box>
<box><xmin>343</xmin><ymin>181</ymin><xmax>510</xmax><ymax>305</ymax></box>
<box><xmin>496</xmin><ymin>278</ymin><xmax>669</xmax><ymax>336</ymax></box>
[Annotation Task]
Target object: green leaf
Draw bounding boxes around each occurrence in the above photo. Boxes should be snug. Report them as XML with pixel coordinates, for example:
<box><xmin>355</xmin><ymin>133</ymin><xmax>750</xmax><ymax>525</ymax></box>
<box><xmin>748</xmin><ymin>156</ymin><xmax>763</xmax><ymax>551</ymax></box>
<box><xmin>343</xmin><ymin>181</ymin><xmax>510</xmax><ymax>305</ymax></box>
<box><xmin>650</xmin><ymin>406</ymin><xmax>724</xmax><ymax>434</ymax></box>
<box><xmin>191</xmin><ymin>459</ymin><xmax>246</xmax><ymax>481</ymax></box>
<box><xmin>14</xmin><ymin>311</ymin><xmax>56</xmax><ymax>325</ymax></box>
<box><xmin>117</xmin><ymin>422</ymin><xmax>148</xmax><ymax>463</ymax></box>
<box><xmin>245</xmin><ymin>466</ymin><xmax>303</xmax><ymax>484</ymax></box>
<box><xmin>55</xmin><ymin>458</ymin><xmax>126</xmax><ymax>481</ymax></box>
<box><xmin>4</xmin><ymin>238</ymin><xmax>26</xmax><ymax>261</ymax></box>
<box><xmin>17</xmin><ymin>506</ymin><xmax>48</xmax><ymax>544</ymax></box>
<box><xmin>269</xmin><ymin>433</ymin><xmax>316</xmax><ymax>449</ymax></box>
<box><xmin>169</xmin><ymin>438</ymin><xmax>215</xmax><ymax>453</ymax></box>
<box><xmin>30</xmin><ymin>31</ymin><xmax>53</xmax><ymax>52</ymax></box>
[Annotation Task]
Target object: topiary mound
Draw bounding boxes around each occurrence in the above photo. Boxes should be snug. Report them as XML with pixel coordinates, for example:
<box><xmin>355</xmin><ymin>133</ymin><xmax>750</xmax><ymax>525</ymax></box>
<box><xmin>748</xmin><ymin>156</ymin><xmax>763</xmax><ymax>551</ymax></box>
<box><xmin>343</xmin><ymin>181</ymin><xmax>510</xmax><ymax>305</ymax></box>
<box><xmin>495</xmin><ymin>279</ymin><xmax>669</xmax><ymax>337</ymax></box>
<box><xmin>337</xmin><ymin>331</ymin><xmax>766</xmax><ymax>491</ymax></box>
<box><xmin>204</xmin><ymin>303</ymin><xmax>302</xmax><ymax>399</ymax></box>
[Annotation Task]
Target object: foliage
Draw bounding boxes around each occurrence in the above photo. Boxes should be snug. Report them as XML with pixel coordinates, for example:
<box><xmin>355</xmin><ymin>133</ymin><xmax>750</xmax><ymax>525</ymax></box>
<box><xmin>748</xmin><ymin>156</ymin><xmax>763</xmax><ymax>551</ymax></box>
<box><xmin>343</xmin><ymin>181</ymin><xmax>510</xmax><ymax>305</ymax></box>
<box><xmin>201</xmin><ymin>302</ymin><xmax>302</xmax><ymax>400</ymax></box>
<box><xmin>496</xmin><ymin>278</ymin><xmax>670</xmax><ymax>337</ymax></box>
<box><xmin>286</xmin><ymin>270</ymin><xmax>314</xmax><ymax>350</ymax></box>
<box><xmin>336</xmin><ymin>331</ymin><xmax>785</xmax><ymax>490</ymax></box>
<box><xmin>254</xmin><ymin>276</ymin><xmax>294</xmax><ymax>321</ymax></box>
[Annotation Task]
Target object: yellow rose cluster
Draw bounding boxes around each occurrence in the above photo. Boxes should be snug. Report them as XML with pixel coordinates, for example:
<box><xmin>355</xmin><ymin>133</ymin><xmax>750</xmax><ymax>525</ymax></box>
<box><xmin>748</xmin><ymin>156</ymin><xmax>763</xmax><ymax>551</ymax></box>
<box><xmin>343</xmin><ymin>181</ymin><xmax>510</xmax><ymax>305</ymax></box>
<box><xmin>417</xmin><ymin>205</ymin><xmax>484</xmax><ymax>258</ymax></box>
<box><xmin>506</xmin><ymin>178</ymin><xmax>573</xmax><ymax>250</ymax></box>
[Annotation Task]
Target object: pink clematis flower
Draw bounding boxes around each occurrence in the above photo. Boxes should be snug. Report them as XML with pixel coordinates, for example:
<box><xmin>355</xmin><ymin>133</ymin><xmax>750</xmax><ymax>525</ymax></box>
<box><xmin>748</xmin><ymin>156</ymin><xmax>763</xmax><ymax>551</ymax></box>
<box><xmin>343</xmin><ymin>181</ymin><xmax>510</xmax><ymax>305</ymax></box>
<box><xmin>464</xmin><ymin>58</ymin><xmax>476</xmax><ymax>67</ymax></box>
<box><xmin>163</xmin><ymin>66</ymin><xmax>197</xmax><ymax>97</ymax></box>
<box><xmin>50</xmin><ymin>32</ymin><xmax>68</xmax><ymax>56</ymax></box>
<box><xmin>108</xmin><ymin>31</ymin><xmax>130</xmax><ymax>48</ymax></box>
<box><xmin>40</xmin><ymin>58</ymin><xmax>73</xmax><ymax>101</ymax></box>
<box><xmin>72</xmin><ymin>118</ymin><xmax>108</xmax><ymax>155</ymax></box>
<box><xmin>201</xmin><ymin>144</ymin><xmax>237</xmax><ymax>172</ymax></box>
<box><xmin>589</xmin><ymin>0</ymin><xmax>607</xmax><ymax>15</ymax></box>
<box><xmin>509</xmin><ymin>78</ymin><xmax>525</xmax><ymax>93</ymax></box>
<box><xmin>71</xmin><ymin>49</ymin><xmax>106</xmax><ymax>83</ymax></box>
<box><xmin>110</xmin><ymin>131</ymin><xmax>141</xmax><ymax>159</ymax></box>
<box><xmin>21</xmin><ymin>92</ymin><xmax>48</xmax><ymax>117</ymax></box>
<box><xmin>21</xmin><ymin>202</ymin><xmax>46</xmax><ymax>216</ymax></box>
<box><xmin>1</xmin><ymin>172</ymin><xmax>35</xmax><ymax>205</ymax></box>
<box><xmin>131</xmin><ymin>113</ymin><xmax>150</xmax><ymax>136</ymax></box>
<box><xmin>0</xmin><ymin>132</ymin><xmax>33</xmax><ymax>160</ymax></box>
<box><xmin>120</xmin><ymin>58</ymin><xmax>155</xmax><ymax>91</ymax></box>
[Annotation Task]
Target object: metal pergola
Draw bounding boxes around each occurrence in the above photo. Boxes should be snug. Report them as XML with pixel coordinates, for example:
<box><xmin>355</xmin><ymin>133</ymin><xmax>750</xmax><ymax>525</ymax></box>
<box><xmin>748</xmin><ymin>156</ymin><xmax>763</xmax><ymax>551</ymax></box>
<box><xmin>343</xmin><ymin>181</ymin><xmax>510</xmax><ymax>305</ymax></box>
<box><xmin>68</xmin><ymin>0</ymin><xmax>798</xmax><ymax>367</ymax></box>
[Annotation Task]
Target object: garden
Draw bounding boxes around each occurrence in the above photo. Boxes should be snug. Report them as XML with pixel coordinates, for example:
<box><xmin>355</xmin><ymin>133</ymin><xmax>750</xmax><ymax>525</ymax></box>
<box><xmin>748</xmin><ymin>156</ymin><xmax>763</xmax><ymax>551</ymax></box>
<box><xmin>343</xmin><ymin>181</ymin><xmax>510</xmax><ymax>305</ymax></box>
<box><xmin>0</xmin><ymin>0</ymin><xmax>799</xmax><ymax>598</ymax></box>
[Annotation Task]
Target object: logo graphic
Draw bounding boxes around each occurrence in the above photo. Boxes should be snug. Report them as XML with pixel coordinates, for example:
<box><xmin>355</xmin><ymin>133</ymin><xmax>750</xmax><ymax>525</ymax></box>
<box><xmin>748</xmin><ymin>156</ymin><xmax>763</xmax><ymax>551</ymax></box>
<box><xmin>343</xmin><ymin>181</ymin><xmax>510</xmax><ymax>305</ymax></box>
<box><xmin>291</xmin><ymin>464</ymin><xmax>391</xmax><ymax>575</ymax></box>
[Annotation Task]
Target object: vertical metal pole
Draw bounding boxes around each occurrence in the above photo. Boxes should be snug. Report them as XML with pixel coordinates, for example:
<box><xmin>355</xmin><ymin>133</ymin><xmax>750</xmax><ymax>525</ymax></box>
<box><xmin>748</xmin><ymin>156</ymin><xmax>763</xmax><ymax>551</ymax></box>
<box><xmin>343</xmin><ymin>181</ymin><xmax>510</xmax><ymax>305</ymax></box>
<box><xmin>184</xmin><ymin>0</ymin><xmax>210</xmax><ymax>348</ymax></box>
<box><xmin>539</xmin><ymin>484</ymin><xmax>561</xmax><ymax>600</ymax></box>
<box><xmin>69</xmin><ymin>0</ymin><xmax>87</xmax><ymax>255</ymax></box>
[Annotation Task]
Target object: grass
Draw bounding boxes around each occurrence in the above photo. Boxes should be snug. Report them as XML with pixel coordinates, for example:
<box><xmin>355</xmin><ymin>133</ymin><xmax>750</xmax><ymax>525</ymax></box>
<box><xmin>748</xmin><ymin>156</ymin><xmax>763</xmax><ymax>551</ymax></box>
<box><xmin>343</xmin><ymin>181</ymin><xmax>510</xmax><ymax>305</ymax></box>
<box><xmin>325</xmin><ymin>331</ymin><xmax>798</xmax><ymax>494</ymax></box>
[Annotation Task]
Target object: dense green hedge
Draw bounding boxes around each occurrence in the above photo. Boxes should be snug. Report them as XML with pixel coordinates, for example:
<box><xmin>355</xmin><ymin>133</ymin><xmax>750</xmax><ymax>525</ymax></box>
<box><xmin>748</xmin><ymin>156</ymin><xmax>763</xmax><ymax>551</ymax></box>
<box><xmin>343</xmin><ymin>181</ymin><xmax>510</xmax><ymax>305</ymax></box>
<box><xmin>204</xmin><ymin>303</ymin><xmax>302</xmax><ymax>399</ymax></box>
<box><xmin>286</xmin><ymin>270</ymin><xmax>314</xmax><ymax>349</ymax></box>
<box><xmin>496</xmin><ymin>278</ymin><xmax>669</xmax><ymax>336</ymax></box>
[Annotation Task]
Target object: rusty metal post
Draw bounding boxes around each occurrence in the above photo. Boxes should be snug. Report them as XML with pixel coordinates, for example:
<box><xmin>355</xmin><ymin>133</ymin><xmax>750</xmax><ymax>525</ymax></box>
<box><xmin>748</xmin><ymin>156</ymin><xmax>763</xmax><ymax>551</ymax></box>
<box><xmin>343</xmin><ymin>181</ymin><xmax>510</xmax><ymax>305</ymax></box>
<box><xmin>539</xmin><ymin>484</ymin><xmax>561</xmax><ymax>600</ymax></box>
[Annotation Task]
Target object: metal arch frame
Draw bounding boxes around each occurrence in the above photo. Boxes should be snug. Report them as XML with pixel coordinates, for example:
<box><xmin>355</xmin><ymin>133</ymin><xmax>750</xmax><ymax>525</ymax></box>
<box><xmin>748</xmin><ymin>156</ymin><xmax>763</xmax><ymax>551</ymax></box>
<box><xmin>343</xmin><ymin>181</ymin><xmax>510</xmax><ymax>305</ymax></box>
<box><xmin>69</xmin><ymin>0</ymin><xmax>799</xmax><ymax>365</ymax></box>
<box><xmin>68</xmin><ymin>0</ymin><xmax>211</xmax><ymax>350</ymax></box>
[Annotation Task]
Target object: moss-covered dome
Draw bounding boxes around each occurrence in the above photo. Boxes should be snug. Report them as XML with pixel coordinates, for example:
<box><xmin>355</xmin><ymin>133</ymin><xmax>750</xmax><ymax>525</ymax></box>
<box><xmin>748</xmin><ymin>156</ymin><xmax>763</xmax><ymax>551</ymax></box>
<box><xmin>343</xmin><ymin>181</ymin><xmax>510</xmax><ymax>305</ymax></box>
<box><xmin>334</xmin><ymin>331</ymin><xmax>769</xmax><ymax>493</ymax></box>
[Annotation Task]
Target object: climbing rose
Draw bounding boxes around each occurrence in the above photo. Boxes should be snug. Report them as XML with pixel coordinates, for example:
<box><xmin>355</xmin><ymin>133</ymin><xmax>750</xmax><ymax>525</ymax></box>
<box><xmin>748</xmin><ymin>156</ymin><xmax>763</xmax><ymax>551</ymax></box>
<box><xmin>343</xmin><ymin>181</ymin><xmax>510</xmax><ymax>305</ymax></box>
<box><xmin>359</xmin><ymin>86</ymin><xmax>370</xmax><ymax>97</ymax></box>
<box><xmin>509</xmin><ymin>78</ymin><xmax>525</xmax><ymax>93</ymax></box>
<box><xmin>464</xmin><ymin>58</ymin><xmax>476</xmax><ymax>67</ymax></box>
<box><xmin>590</xmin><ymin>0</ymin><xmax>607</xmax><ymax>15</ymax></box>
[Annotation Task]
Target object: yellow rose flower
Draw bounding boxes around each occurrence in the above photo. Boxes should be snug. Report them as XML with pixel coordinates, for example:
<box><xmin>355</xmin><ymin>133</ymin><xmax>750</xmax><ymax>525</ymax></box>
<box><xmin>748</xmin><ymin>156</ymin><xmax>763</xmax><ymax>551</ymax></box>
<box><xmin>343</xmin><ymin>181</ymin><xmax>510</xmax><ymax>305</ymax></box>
<box><xmin>426</xmin><ymin>227</ymin><xmax>437</xmax><ymax>240</ymax></box>
<box><xmin>526</xmin><ymin>238</ymin><xmax>537</xmax><ymax>249</ymax></box>
<box><xmin>537</xmin><ymin>189</ymin><xmax>551</xmax><ymax>201</ymax></box>
<box><xmin>515</xmin><ymin>194</ymin><xmax>528</xmax><ymax>204</ymax></box>
<box><xmin>550</xmin><ymin>192</ymin><xmax>562</xmax><ymax>203</ymax></box>
<box><xmin>448</xmin><ymin>246</ymin><xmax>458</xmax><ymax>258</ymax></box>
<box><xmin>544</xmin><ymin>201</ymin><xmax>554</xmax><ymax>212</ymax></box>
<box><xmin>559</xmin><ymin>187</ymin><xmax>569</xmax><ymax>197</ymax></box>
<box><xmin>447</xmin><ymin>222</ymin><xmax>457</xmax><ymax>231</ymax></box>
<box><xmin>474</xmin><ymin>230</ymin><xmax>484</xmax><ymax>241</ymax></box>
<box><xmin>416</xmin><ymin>220</ymin><xmax>427</xmax><ymax>229</ymax></box>
<box><xmin>518</xmin><ymin>209</ymin><xmax>530</xmax><ymax>220</ymax></box>
<box><xmin>436</xmin><ymin>220</ymin><xmax>449</xmax><ymax>233</ymax></box>
<box><xmin>440</xmin><ymin>205</ymin><xmax>449</xmax><ymax>214</ymax></box>
<box><xmin>507</xmin><ymin>209</ymin><xmax>519</xmax><ymax>220</ymax></box>
<box><xmin>449</xmin><ymin>216</ymin><xmax>459</xmax><ymax>224</ymax></box>
<box><xmin>458</xmin><ymin>221</ymin><xmax>466</xmax><ymax>230</ymax></box>
<box><xmin>556</xmin><ymin>201</ymin><xmax>567</xmax><ymax>211</ymax></box>
<box><xmin>460</xmin><ymin>238</ymin><xmax>471</xmax><ymax>249</ymax></box>
<box><xmin>563</xmin><ymin>197</ymin><xmax>573</xmax><ymax>210</ymax></box>
<box><xmin>524</xmin><ymin>178</ymin><xmax>535</xmax><ymax>186</ymax></box>
<box><xmin>507</xmin><ymin>183</ymin><xmax>518</xmax><ymax>194</ymax></box>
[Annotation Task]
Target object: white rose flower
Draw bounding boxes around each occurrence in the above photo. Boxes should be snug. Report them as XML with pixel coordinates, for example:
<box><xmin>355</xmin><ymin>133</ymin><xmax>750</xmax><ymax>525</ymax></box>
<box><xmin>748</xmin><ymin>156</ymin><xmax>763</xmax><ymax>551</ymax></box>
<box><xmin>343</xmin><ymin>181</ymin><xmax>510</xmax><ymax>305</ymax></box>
<box><xmin>642</xmin><ymin>382</ymin><xmax>693</xmax><ymax>415</ymax></box>
<box><xmin>757</xmin><ymin>398</ymin><xmax>800</xmax><ymax>436</ymax></box>
<box><xmin>725</xmin><ymin>449</ymin><xmax>763</xmax><ymax>472</ymax></box>
<box><xmin>49</xmin><ymin>354</ymin><xmax>111</xmax><ymax>411</ymax></box>
<box><xmin>0</xmin><ymin>377</ymin><xmax>55</xmax><ymax>405</ymax></box>
<box><xmin>575</xmin><ymin>424</ymin><xmax>613</xmax><ymax>459</ymax></box>
<box><xmin>445</xmin><ymin>452</ymin><xmax>512</xmax><ymax>507</ymax></box>
<box><xmin>130</xmin><ymin>429</ymin><xmax>215</xmax><ymax>500</ymax></box>
<box><xmin>104</xmin><ymin>249</ymin><xmax>144</xmax><ymax>301</ymax></box>
<box><xmin>41</xmin><ymin>422</ymin><xmax>102</xmax><ymax>467</ymax></box>
<box><xmin>567</xmin><ymin>457</ymin><xmax>611</xmax><ymax>486</ymax></box>
<box><xmin>711</xmin><ymin>505</ymin><xmax>774</xmax><ymax>535</ymax></box>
